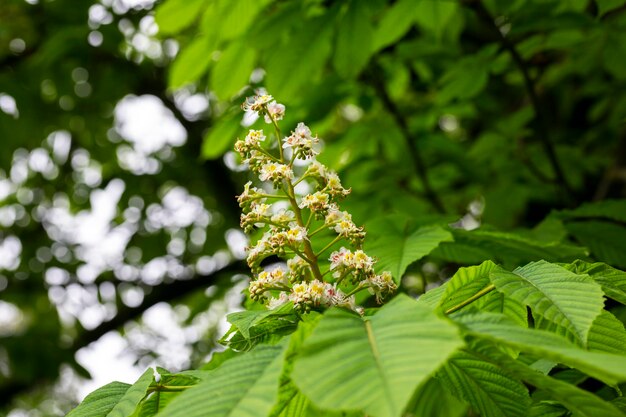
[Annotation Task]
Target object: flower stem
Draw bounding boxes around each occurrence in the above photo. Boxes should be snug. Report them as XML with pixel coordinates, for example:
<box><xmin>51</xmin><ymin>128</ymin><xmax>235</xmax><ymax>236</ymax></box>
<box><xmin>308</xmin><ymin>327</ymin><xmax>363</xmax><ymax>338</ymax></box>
<box><xmin>268</xmin><ymin>111</ymin><xmax>324</xmax><ymax>281</ymax></box>
<box><xmin>444</xmin><ymin>283</ymin><xmax>496</xmax><ymax>315</ymax></box>
<box><xmin>316</xmin><ymin>235</ymin><xmax>342</xmax><ymax>258</ymax></box>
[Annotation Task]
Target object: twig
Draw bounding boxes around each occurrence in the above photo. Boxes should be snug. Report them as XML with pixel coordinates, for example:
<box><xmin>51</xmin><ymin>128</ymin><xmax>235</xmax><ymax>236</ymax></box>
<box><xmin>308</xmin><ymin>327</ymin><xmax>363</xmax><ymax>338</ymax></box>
<box><xmin>364</xmin><ymin>63</ymin><xmax>446</xmax><ymax>214</ymax></box>
<box><xmin>462</xmin><ymin>0</ymin><xmax>575</xmax><ymax>201</ymax></box>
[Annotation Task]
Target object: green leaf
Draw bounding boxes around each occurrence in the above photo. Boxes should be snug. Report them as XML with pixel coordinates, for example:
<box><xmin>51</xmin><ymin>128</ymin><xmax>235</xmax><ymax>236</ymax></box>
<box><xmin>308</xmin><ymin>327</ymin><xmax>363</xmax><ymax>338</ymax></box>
<box><xmin>490</xmin><ymin>260</ymin><xmax>604</xmax><ymax>344</ymax></box>
<box><xmin>528</xmin><ymin>402</ymin><xmax>568</xmax><ymax>417</ymax></box>
<box><xmin>155</xmin><ymin>0</ymin><xmax>206</xmax><ymax>35</ymax></box>
<box><xmin>226</xmin><ymin>314</ymin><xmax>299</xmax><ymax>352</ymax></box>
<box><xmin>66</xmin><ymin>382</ymin><xmax>130</xmax><ymax>417</ymax></box>
<box><xmin>291</xmin><ymin>294</ymin><xmax>464</xmax><ymax>417</ymax></box>
<box><xmin>366</xmin><ymin>224</ymin><xmax>453</xmax><ymax>282</ymax></box>
<box><xmin>168</xmin><ymin>35</ymin><xmax>215</xmax><ymax>89</ymax></box>
<box><xmin>106</xmin><ymin>368</ymin><xmax>154</xmax><ymax>417</ymax></box>
<box><xmin>564</xmin><ymin>260</ymin><xmax>626</xmax><ymax>305</ymax></box>
<box><xmin>403</xmin><ymin>377</ymin><xmax>468</xmax><ymax>417</ymax></box>
<box><xmin>201</xmin><ymin>110</ymin><xmax>242</xmax><ymax>160</ymax></box>
<box><xmin>414</xmin><ymin>0</ymin><xmax>459</xmax><ymax>40</ymax></box>
<box><xmin>432</xmin><ymin>228</ymin><xmax>587</xmax><ymax>267</ymax></box>
<box><xmin>227</xmin><ymin>302</ymin><xmax>296</xmax><ymax>339</ymax></box>
<box><xmin>210</xmin><ymin>39</ymin><xmax>256</xmax><ymax>100</ymax></box>
<box><xmin>436</xmin><ymin>350</ymin><xmax>530</xmax><ymax>417</ymax></box>
<box><xmin>480</xmin><ymin>344</ymin><xmax>626</xmax><ymax>417</ymax></box>
<box><xmin>458</xmin><ymin>313</ymin><xmax>626</xmax><ymax>386</ymax></box>
<box><xmin>334</xmin><ymin>0</ymin><xmax>374</xmax><ymax>78</ymax></box>
<box><xmin>269</xmin><ymin>315</ymin><xmax>321</xmax><ymax>417</ymax></box>
<box><xmin>157</xmin><ymin>344</ymin><xmax>286</xmax><ymax>417</ymax></box>
<box><xmin>587</xmin><ymin>310</ymin><xmax>626</xmax><ymax>354</ymax></box>
<box><xmin>559</xmin><ymin>199</ymin><xmax>626</xmax><ymax>223</ymax></box>
<box><xmin>597</xmin><ymin>0</ymin><xmax>625</xmax><ymax>16</ymax></box>
<box><xmin>264</xmin><ymin>16</ymin><xmax>333</xmax><ymax>101</ymax></box>
<box><xmin>132</xmin><ymin>372</ymin><xmax>200</xmax><ymax>417</ymax></box>
<box><xmin>438</xmin><ymin>260</ymin><xmax>497</xmax><ymax>313</ymax></box>
<box><xmin>565</xmin><ymin>220</ymin><xmax>626</xmax><ymax>269</ymax></box>
<box><xmin>373</xmin><ymin>0</ymin><xmax>417</xmax><ymax>51</ymax></box>
<box><xmin>473</xmin><ymin>290</ymin><xmax>528</xmax><ymax>328</ymax></box>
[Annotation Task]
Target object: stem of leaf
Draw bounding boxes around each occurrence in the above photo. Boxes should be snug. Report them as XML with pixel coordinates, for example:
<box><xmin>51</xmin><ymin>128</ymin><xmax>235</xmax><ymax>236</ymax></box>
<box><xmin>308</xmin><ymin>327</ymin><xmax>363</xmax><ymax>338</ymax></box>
<box><xmin>444</xmin><ymin>283</ymin><xmax>496</xmax><ymax>315</ymax></box>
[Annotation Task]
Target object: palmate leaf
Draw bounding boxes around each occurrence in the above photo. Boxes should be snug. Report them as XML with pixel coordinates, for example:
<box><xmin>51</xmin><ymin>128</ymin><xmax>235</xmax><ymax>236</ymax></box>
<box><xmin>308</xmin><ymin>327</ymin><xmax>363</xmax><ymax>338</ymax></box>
<box><xmin>458</xmin><ymin>313</ymin><xmax>626</xmax><ymax>386</ymax></box>
<box><xmin>291</xmin><ymin>294</ymin><xmax>464</xmax><ymax>417</ymax></box>
<box><xmin>157</xmin><ymin>344</ymin><xmax>285</xmax><ymax>417</ymax></box>
<box><xmin>564</xmin><ymin>260</ymin><xmax>626</xmax><ymax>305</ymax></box>
<box><xmin>366</xmin><ymin>224</ymin><xmax>453</xmax><ymax>283</ymax></box>
<box><xmin>226</xmin><ymin>302</ymin><xmax>297</xmax><ymax>339</ymax></box>
<box><xmin>436</xmin><ymin>350</ymin><xmax>530</xmax><ymax>417</ymax></box>
<box><xmin>490</xmin><ymin>260</ymin><xmax>604</xmax><ymax>344</ymax></box>
<box><xmin>66</xmin><ymin>382</ymin><xmax>130</xmax><ymax>417</ymax></box>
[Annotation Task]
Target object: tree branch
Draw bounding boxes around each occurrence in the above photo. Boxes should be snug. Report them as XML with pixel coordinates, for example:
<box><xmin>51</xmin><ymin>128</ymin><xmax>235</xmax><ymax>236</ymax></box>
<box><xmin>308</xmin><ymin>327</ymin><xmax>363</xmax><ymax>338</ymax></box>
<box><xmin>363</xmin><ymin>62</ymin><xmax>446</xmax><ymax>214</ymax></box>
<box><xmin>462</xmin><ymin>0</ymin><xmax>575</xmax><ymax>201</ymax></box>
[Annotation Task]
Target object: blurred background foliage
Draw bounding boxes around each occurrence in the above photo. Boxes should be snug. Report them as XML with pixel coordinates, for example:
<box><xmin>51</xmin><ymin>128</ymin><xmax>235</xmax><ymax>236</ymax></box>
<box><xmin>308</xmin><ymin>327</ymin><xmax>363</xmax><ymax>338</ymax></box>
<box><xmin>0</xmin><ymin>0</ymin><xmax>625</xmax><ymax>415</ymax></box>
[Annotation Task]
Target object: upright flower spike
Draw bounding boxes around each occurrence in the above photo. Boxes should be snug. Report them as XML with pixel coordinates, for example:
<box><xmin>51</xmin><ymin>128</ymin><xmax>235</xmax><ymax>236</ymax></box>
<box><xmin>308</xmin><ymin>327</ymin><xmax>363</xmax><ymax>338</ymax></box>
<box><xmin>237</xmin><ymin>91</ymin><xmax>396</xmax><ymax>314</ymax></box>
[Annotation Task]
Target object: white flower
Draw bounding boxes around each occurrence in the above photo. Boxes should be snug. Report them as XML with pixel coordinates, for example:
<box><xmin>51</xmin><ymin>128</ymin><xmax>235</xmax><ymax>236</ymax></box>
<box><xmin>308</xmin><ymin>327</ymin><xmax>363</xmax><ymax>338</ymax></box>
<box><xmin>366</xmin><ymin>271</ymin><xmax>397</xmax><ymax>303</ymax></box>
<box><xmin>271</xmin><ymin>209</ymin><xmax>295</xmax><ymax>224</ymax></box>
<box><xmin>264</xmin><ymin>101</ymin><xmax>285</xmax><ymax>123</ymax></box>
<box><xmin>251</xmin><ymin>203</ymin><xmax>272</xmax><ymax>217</ymax></box>
<box><xmin>282</xmin><ymin>122</ymin><xmax>319</xmax><ymax>158</ymax></box>
<box><xmin>244</xmin><ymin>130</ymin><xmax>266</xmax><ymax>147</ymax></box>
<box><xmin>286</xmin><ymin>224</ymin><xmax>307</xmax><ymax>243</ymax></box>
<box><xmin>325</xmin><ymin>205</ymin><xmax>350</xmax><ymax>225</ymax></box>
<box><xmin>299</xmin><ymin>191</ymin><xmax>330</xmax><ymax>211</ymax></box>
<box><xmin>267</xmin><ymin>292</ymin><xmax>289</xmax><ymax>309</ymax></box>
<box><xmin>259</xmin><ymin>162</ymin><xmax>294</xmax><ymax>182</ymax></box>
<box><xmin>242</xmin><ymin>94</ymin><xmax>274</xmax><ymax>112</ymax></box>
<box><xmin>329</xmin><ymin>247</ymin><xmax>351</xmax><ymax>271</ymax></box>
<box><xmin>305</xmin><ymin>160</ymin><xmax>327</xmax><ymax>178</ymax></box>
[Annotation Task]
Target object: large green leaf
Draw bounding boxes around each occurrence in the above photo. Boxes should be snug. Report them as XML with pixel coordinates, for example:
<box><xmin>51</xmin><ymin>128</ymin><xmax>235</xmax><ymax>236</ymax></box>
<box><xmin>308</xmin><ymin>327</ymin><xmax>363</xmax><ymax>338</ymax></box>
<box><xmin>226</xmin><ymin>302</ymin><xmax>296</xmax><ymax>339</ymax></box>
<box><xmin>587</xmin><ymin>310</ymin><xmax>626</xmax><ymax>354</ymax></box>
<box><xmin>563</xmin><ymin>260</ymin><xmax>626</xmax><ymax>305</ymax></box>
<box><xmin>480</xmin><ymin>344</ymin><xmax>626</xmax><ymax>417</ymax></box>
<box><xmin>168</xmin><ymin>35</ymin><xmax>215</xmax><ymax>89</ymax></box>
<box><xmin>432</xmin><ymin>228</ymin><xmax>587</xmax><ymax>267</ymax></box>
<box><xmin>403</xmin><ymin>378</ymin><xmax>467</xmax><ymax>417</ymax></box>
<box><xmin>155</xmin><ymin>0</ymin><xmax>207</xmax><ymax>35</ymax></box>
<box><xmin>107</xmin><ymin>368</ymin><xmax>154</xmax><ymax>417</ymax></box>
<box><xmin>334</xmin><ymin>0</ymin><xmax>373</xmax><ymax>78</ymax></box>
<box><xmin>291</xmin><ymin>294</ymin><xmax>464</xmax><ymax>417</ymax></box>
<box><xmin>490</xmin><ymin>260</ymin><xmax>604</xmax><ymax>344</ymax></box>
<box><xmin>458</xmin><ymin>313</ymin><xmax>626</xmax><ymax>386</ymax></box>
<box><xmin>414</xmin><ymin>0</ymin><xmax>459</xmax><ymax>40</ymax></box>
<box><xmin>473</xmin><ymin>290</ymin><xmax>528</xmax><ymax>328</ymax></box>
<box><xmin>131</xmin><ymin>370</ymin><xmax>201</xmax><ymax>417</ymax></box>
<box><xmin>66</xmin><ymin>382</ymin><xmax>130</xmax><ymax>417</ymax></box>
<box><xmin>559</xmin><ymin>199</ymin><xmax>626</xmax><ymax>223</ymax></box>
<box><xmin>157</xmin><ymin>344</ymin><xmax>286</xmax><ymax>417</ymax></box>
<box><xmin>373</xmin><ymin>0</ymin><xmax>416</xmax><ymax>51</ymax></box>
<box><xmin>366</xmin><ymin>224</ymin><xmax>453</xmax><ymax>282</ymax></box>
<box><xmin>438</xmin><ymin>260</ymin><xmax>497</xmax><ymax>313</ymax></box>
<box><xmin>566</xmin><ymin>220</ymin><xmax>626</xmax><ymax>269</ymax></box>
<box><xmin>201</xmin><ymin>110</ymin><xmax>242</xmax><ymax>160</ymax></box>
<box><xmin>264</xmin><ymin>16</ymin><xmax>333</xmax><ymax>101</ymax></box>
<box><xmin>210</xmin><ymin>40</ymin><xmax>256</xmax><ymax>100</ymax></box>
<box><xmin>436</xmin><ymin>350</ymin><xmax>530</xmax><ymax>417</ymax></box>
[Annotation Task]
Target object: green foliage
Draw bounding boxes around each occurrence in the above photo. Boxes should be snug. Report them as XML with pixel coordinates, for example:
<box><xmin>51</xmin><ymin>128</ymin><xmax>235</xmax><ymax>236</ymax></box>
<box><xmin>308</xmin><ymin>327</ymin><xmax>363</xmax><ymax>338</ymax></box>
<box><xmin>291</xmin><ymin>295</ymin><xmax>463</xmax><ymax>417</ymax></box>
<box><xmin>65</xmin><ymin>382</ymin><xmax>130</xmax><ymax>417</ymax></box>
<box><xmin>3</xmin><ymin>0</ymin><xmax>626</xmax><ymax>416</ymax></box>
<box><xmin>366</xmin><ymin>220</ymin><xmax>453</xmax><ymax>283</ymax></box>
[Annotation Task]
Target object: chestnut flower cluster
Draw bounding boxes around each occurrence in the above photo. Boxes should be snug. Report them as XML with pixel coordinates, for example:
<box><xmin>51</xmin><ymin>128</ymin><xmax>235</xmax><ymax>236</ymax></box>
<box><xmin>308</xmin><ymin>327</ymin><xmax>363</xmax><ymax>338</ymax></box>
<box><xmin>236</xmin><ymin>92</ymin><xmax>397</xmax><ymax>314</ymax></box>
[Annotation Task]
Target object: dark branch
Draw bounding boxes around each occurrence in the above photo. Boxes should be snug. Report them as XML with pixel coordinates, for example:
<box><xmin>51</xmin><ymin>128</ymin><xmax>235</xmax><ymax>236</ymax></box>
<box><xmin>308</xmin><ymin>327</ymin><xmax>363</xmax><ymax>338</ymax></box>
<box><xmin>462</xmin><ymin>0</ymin><xmax>575</xmax><ymax>201</ymax></box>
<box><xmin>363</xmin><ymin>61</ymin><xmax>446</xmax><ymax>214</ymax></box>
<box><xmin>73</xmin><ymin>261</ymin><xmax>247</xmax><ymax>349</ymax></box>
